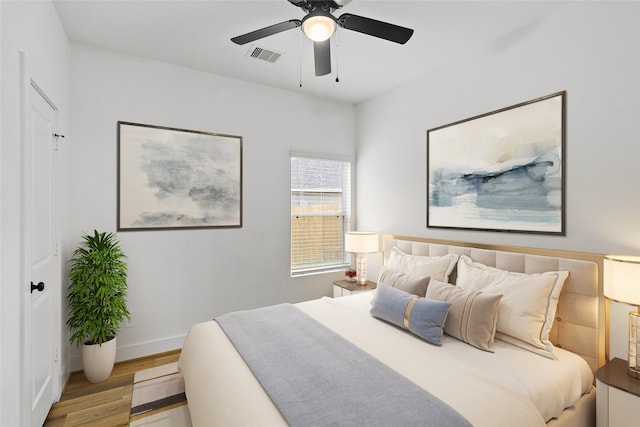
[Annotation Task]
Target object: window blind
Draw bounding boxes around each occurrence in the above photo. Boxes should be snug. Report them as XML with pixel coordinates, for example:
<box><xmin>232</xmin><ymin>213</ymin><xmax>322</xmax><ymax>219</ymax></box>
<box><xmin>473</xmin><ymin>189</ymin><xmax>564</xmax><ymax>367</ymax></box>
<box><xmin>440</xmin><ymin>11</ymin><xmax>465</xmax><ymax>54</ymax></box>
<box><xmin>291</xmin><ymin>155</ymin><xmax>351</xmax><ymax>276</ymax></box>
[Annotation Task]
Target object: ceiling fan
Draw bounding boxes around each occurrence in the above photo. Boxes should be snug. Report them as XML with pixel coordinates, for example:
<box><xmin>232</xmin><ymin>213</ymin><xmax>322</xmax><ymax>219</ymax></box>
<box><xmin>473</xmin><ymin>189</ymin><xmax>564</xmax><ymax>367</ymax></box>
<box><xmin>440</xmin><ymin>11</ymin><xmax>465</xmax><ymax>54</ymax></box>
<box><xmin>231</xmin><ymin>0</ymin><xmax>414</xmax><ymax>77</ymax></box>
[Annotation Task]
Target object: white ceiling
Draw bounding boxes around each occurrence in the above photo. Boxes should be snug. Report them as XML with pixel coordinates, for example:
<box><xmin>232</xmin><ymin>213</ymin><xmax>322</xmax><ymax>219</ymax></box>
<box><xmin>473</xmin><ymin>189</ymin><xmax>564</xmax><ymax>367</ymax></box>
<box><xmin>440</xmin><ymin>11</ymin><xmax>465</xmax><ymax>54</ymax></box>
<box><xmin>52</xmin><ymin>0</ymin><xmax>568</xmax><ymax>104</ymax></box>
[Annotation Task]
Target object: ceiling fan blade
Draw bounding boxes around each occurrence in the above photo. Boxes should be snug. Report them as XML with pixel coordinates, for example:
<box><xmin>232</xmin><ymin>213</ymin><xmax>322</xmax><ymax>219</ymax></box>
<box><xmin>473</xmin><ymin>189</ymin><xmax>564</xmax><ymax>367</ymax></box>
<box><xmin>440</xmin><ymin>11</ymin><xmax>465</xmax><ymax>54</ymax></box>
<box><xmin>231</xmin><ymin>20</ymin><xmax>302</xmax><ymax>45</ymax></box>
<box><xmin>338</xmin><ymin>13</ymin><xmax>413</xmax><ymax>44</ymax></box>
<box><xmin>313</xmin><ymin>40</ymin><xmax>331</xmax><ymax>76</ymax></box>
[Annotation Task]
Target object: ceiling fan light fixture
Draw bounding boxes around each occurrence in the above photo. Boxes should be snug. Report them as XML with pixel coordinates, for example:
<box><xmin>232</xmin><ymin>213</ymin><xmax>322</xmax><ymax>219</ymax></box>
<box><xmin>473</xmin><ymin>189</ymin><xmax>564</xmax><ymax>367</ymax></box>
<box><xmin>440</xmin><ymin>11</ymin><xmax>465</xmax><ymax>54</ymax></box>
<box><xmin>302</xmin><ymin>11</ymin><xmax>336</xmax><ymax>42</ymax></box>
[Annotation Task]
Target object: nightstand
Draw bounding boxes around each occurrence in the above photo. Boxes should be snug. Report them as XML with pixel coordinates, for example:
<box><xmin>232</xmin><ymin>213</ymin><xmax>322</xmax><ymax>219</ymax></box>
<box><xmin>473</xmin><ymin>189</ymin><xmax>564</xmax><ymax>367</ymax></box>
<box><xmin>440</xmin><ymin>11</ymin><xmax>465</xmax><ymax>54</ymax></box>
<box><xmin>596</xmin><ymin>358</ymin><xmax>640</xmax><ymax>427</ymax></box>
<box><xmin>332</xmin><ymin>280</ymin><xmax>376</xmax><ymax>298</ymax></box>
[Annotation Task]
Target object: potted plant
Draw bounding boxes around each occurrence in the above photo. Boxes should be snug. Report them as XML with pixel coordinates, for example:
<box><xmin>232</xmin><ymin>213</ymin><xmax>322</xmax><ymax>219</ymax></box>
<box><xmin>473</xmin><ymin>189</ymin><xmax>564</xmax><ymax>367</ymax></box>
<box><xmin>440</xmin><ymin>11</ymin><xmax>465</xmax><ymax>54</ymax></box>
<box><xmin>67</xmin><ymin>230</ymin><xmax>130</xmax><ymax>383</ymax></box>
<box><xmin>344</xmin><ymin>268</ymin><xmax>357</xmax><ymax>282</ymax></box>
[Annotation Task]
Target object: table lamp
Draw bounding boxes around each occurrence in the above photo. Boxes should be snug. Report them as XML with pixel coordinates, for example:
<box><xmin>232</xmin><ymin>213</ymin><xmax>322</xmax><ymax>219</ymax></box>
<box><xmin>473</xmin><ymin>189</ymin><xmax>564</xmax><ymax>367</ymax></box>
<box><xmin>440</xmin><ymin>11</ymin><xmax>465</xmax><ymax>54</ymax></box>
<box><xmin>345</xmin><ymin>232</ymin><xmax>379</xmax><ymax>285</ymax></box>
<box><xmin>604</xmin><ymin>254</ymin><xmax>640</xmax><ymax>377</ymax></box>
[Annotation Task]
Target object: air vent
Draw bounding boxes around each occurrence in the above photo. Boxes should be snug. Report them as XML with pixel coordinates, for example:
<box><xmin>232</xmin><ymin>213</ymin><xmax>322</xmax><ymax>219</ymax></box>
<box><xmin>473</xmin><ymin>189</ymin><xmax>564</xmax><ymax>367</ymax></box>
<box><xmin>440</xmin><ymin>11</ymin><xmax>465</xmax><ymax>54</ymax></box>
<box><xmin>247</xmin><ymin>46</ymin><xmax>282</xmax><ymax>63</ymax></box>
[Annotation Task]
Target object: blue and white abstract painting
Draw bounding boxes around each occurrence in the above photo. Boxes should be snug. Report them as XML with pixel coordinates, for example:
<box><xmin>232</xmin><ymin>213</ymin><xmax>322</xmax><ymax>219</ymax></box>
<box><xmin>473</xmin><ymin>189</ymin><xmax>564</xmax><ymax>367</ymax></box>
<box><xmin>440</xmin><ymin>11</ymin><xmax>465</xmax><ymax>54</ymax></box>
<box><xmin>118</xmin><ymin>122</ymin><xmax>242</xmax><ymax>230</ymax></box>
<box><xmin>427</xmin><ymin>92</ymin><xmax>564</xmax><ymax>234</ymax></box>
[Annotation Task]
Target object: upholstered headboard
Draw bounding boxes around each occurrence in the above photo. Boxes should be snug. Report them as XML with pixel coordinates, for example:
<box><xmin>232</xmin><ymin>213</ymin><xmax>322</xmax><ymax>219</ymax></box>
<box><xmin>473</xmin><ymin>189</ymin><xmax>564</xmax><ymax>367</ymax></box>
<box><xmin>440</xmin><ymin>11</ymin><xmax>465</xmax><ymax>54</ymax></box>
<box><xmin>382</xmin><ymin>235</ymin><xmax>606</xmax><ymax>375</ymax></box>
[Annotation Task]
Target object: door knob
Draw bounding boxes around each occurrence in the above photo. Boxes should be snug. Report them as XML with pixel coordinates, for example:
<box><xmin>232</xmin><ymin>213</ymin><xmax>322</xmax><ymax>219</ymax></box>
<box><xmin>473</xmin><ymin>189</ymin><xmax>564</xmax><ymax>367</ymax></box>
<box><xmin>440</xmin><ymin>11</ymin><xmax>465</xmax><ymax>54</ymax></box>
<box><xmin>30</xmin><ymin>281</ymin><xmax>45</xmax><ymax>293</ymax></box>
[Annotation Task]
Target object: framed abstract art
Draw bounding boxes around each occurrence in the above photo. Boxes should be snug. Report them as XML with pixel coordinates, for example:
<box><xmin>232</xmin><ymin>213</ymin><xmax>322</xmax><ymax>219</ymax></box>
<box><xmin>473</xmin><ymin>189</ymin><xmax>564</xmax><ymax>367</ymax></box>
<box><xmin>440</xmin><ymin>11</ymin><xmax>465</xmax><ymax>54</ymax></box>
<box><xmin>117</xmin><ymin>121</ymin><xmax>242</xmax><ymax>231</ymax></box>
<box><xmin>427</xmin><ymin>91</ymin><xmax>565</xmax><ymax>234</ymax></box>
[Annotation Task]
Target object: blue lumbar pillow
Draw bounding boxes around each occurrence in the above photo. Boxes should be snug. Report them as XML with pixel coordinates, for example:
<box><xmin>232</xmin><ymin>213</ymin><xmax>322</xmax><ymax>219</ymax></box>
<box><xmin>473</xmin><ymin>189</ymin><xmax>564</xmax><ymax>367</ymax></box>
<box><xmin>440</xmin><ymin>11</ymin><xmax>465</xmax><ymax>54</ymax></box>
<box><xmin>370</xmin><ymin>284</ymin><xmax>451</xmax><ymax>345</ymax></box>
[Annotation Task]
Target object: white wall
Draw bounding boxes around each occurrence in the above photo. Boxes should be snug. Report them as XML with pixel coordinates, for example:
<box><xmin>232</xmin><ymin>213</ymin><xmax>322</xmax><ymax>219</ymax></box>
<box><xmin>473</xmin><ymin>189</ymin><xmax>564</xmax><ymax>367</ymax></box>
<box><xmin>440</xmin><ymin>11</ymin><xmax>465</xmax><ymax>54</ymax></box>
<box><xmin>1</xmin><ymin>1</ymin><xmax>70</xmax><ymax>425</ymax></box>
<box><xmin>67</xmin><ymin>44</ymin><xmax>356</xmax><ymax>368</ymax></box>
<box><xmin>355</xmin><ymin>1</ymin><xmax>640</xmax><ymax>361</ymax></box>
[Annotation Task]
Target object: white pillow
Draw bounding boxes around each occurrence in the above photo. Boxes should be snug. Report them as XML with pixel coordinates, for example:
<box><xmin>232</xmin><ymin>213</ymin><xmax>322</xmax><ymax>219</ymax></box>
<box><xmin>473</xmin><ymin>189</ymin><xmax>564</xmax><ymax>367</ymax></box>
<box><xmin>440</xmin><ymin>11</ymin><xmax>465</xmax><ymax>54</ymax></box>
<box><xmin>386</xmin><ymin>247</ymin><xmax>458</xmax><ymax>283</ymax></box>
<box><xmin>456</xmin><ymin>255</ymin><xmax>568</xmax><ymax>359</ymax></box>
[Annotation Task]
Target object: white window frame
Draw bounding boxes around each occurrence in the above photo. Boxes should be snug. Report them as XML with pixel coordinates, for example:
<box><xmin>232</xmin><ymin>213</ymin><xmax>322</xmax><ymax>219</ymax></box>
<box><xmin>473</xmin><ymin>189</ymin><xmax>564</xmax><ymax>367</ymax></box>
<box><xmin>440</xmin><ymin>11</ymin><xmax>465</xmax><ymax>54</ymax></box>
<box><xmin>290</xmin><ymin>152</ymin><xmax>353</xmax><ymax>277</ymax></box>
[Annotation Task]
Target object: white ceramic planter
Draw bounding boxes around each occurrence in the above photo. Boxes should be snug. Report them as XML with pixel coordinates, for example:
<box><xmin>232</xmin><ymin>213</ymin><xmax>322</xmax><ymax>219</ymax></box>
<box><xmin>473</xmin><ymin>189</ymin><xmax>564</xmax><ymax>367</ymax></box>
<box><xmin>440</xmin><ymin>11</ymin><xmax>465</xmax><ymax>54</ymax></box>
<box><xmin>82</xmin><ymin>336</ymin><xmax>117</xmax><ymax>383</ymax></box>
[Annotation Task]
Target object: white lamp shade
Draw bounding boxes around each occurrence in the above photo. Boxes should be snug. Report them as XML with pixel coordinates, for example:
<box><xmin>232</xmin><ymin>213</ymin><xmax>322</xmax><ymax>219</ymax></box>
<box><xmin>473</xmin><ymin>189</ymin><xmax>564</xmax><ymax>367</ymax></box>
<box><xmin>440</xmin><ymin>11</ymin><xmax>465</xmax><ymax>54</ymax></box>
<box><xmin>302</xmin><ymin>13</ymin><xmax>336</xmax><ymax>42</ymax></box>
<box><xmin>345</xmin><ymin>232</ymin><xmax>379</xmax><ymax>254</ymax></box>
<box><xmin>604</xmin><ymin>255</ymin><xmax>640</xmax><ymax>305</ymax></box>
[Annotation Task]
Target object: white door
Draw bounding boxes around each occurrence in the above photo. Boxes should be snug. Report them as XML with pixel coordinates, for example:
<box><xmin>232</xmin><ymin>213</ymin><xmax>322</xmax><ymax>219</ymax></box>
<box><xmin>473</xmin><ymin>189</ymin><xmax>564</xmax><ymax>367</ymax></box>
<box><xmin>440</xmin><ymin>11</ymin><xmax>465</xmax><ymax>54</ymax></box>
<box><xmin>25</xmin><ymin>81</ymin><xmax>60</xmax><ymax>427</ymax></box>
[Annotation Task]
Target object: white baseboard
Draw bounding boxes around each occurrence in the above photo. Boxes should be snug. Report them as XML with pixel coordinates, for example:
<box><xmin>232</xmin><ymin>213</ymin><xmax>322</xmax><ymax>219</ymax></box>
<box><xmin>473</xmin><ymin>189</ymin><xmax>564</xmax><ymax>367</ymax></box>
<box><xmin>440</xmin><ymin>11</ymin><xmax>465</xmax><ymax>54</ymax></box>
<box><xmin>68</xmin><ymin>334</ymin><xmax>186</xmax><ymax>372</ymax></box>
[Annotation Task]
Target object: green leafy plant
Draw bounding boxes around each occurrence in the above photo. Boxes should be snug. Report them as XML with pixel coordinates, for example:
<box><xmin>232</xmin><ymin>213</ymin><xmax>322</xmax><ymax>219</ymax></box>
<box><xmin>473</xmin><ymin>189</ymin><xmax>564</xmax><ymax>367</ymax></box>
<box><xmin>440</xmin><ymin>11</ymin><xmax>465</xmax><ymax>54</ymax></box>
<box><xmin>67</xmin><ymin>230</ymin><xmax>130</xmax><ymax>346</ymax></box>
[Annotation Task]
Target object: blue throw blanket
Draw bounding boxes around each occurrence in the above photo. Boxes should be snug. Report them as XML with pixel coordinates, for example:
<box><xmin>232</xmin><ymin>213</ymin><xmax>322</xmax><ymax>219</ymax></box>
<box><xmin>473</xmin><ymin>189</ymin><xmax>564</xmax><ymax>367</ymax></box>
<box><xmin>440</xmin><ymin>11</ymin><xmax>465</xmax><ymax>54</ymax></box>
<box><xmin>216</xmin><ymin>303</ymin><xmax>472</xmax><ymax>427</ymax></box>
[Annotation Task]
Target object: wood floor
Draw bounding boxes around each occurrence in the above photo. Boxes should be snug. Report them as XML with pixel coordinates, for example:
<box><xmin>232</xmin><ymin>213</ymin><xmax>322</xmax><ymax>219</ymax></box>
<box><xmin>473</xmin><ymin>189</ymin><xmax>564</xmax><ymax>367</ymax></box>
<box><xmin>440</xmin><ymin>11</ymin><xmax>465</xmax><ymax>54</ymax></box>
<box><xmin>44</xmin><ymin>349</ymin><xmax>181</xmax><ymax>427</ymax></box>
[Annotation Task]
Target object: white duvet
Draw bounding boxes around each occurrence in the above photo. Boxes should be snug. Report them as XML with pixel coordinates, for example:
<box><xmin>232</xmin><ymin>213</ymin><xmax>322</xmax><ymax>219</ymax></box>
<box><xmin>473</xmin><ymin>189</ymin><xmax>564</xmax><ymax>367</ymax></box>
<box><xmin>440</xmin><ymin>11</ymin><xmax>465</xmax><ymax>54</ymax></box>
<box><xmin>179</xmin><ymin>293</ymin><xmax>594</xmax><ymax>427</ymax></box>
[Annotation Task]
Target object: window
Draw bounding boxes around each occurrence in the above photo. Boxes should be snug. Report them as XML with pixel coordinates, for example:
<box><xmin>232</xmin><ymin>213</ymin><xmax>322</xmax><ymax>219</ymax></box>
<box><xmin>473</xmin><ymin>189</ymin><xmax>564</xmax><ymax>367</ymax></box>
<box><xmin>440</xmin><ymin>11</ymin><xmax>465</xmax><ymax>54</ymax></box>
<box><xmin>291</xmin><ymin>154</ymin><xmax>352</xmax><ymax>276</ymax></box>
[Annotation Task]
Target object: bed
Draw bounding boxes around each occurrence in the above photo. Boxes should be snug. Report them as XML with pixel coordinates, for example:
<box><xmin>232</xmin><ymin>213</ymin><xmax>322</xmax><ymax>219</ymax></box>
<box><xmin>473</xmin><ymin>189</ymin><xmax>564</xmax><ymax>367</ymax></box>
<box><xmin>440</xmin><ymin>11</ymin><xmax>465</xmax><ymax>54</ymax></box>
<box><xmin>179</xmin><ymin>235</ymin><xmax>605</xmax><ymax>426</ymax></box>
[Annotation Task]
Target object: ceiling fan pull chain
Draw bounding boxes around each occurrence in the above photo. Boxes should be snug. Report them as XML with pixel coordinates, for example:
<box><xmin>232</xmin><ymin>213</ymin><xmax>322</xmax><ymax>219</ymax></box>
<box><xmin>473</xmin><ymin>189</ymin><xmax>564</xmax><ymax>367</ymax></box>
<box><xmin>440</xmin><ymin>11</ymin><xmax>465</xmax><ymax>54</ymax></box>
<box><xmin>299</xmin><ymin>32</ymin><xmax>303</xmax><ymax>88</ymax></box>
<box><xmin>335</xmin><ymin>31</ymin><xmax>340</xmax><ymax>83</ymax></box>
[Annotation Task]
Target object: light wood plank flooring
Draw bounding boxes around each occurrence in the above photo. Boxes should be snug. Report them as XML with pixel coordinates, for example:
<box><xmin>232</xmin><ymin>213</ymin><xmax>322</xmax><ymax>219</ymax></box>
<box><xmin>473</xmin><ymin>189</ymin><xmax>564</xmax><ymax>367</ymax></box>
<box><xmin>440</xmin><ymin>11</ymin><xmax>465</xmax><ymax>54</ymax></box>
<box><xmin>44</xmin><ymin>349</ymin><xmax>181</xmax><ymax>427</ymax></box>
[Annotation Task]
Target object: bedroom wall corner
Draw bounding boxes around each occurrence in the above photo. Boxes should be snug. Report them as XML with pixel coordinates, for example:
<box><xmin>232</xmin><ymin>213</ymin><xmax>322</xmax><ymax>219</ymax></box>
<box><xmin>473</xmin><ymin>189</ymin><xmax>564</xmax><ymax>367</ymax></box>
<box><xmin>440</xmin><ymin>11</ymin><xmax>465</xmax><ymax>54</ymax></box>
<box><xmin>354</xmin><ymin>1</ymin><xmax>640</xmax><ymax>361</ymax></box>
<box><xmin>66</xmin><ymin>44</ymin><xmax>355</xmax><ymax>369</ymax></box>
